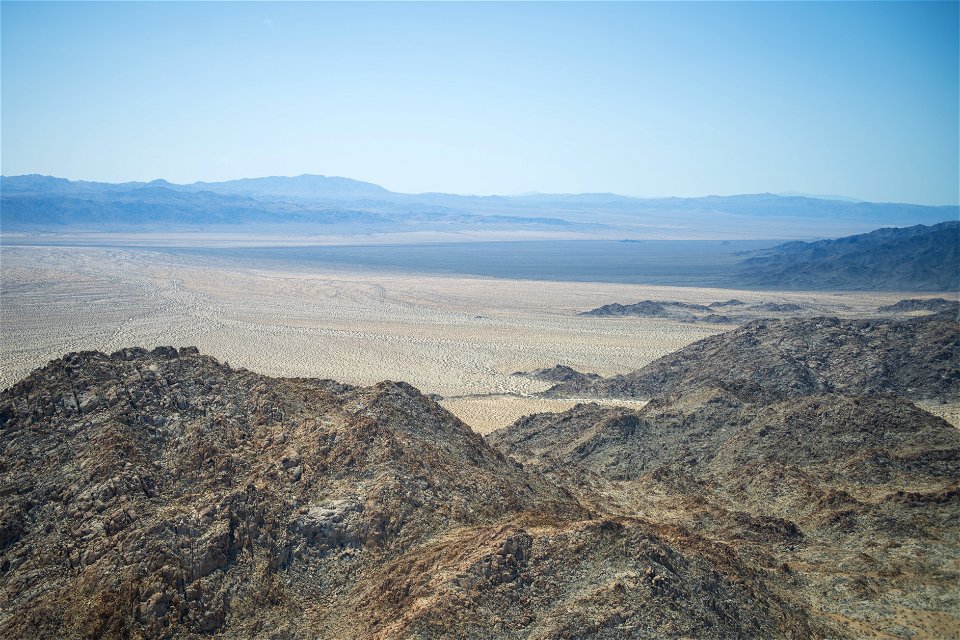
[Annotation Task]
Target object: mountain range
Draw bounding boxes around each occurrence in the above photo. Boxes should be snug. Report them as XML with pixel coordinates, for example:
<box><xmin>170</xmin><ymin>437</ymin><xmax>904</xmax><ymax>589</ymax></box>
<box><xmin>2</xmin><ymin>174</ymin><xmax>956</xmax><ymax>240</ymax></box>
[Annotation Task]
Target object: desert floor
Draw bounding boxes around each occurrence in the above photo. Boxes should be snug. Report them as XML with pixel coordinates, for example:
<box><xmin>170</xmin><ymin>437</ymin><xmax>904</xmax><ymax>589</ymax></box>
<box><xmin>0</xmin><ymin>245</ymin><xmax>950</xmax><ymax>432</ymax></box>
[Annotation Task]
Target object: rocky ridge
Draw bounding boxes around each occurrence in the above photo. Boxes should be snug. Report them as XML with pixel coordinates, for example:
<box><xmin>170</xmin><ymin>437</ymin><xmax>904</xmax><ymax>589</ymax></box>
<box><xmin>490</xmin><ymin>312</ymin><xmax>960</xmax><ymax>637</ymax></box>
<box><xmin>2</xmin><ymin>312</ymin><xmax>958</xmax><ymax>638</ymax></box>
<box><xmin>511</xmin><ymin>364</ymin><xmax>603</xmax><ymax>385</ymax></box>
<box><xmin>735</xmin><ymin>221</ymin><xmax>959</xmax><ymax>291</ymax></box>
<box><xmin>878</xmin><ymin>297</ymin><xmax>960</xmax><ymax>316</ymax></box>
<box><xmin>1</xmin><ymin>347</ymin><xmax>829</xmax><ymax>639</ymax></box>
<box><xmin>544</xmin><ymin>312</ymin><xmax>960</xmax><ymax>402</ymax></box>
<box><xmin>486</xmin><ymin>389</ymin><xmax>960</xmax><ymax>638</ymax></box>
<box><xmin>579</xmin><ymin>298</ymin><xmax>825</xmax><ymax>325</ymax></box>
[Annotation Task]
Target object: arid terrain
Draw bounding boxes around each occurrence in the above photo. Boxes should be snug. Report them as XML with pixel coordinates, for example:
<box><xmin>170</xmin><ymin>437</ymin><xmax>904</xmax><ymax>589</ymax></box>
<box><xmin>2</xmin><ymin>242</ymin><xmax>959</xmax><ymax>639</ymax></box>
<box><xmin>4</xmin><ymin>0</ymin><xmax>957</xmax><ymax>636</ymax></box>
<box><xmin>2</xmin><ymin>245</ymin><xmax>947</xmax><ymax>432</ymax></box>
<box><xmin>1</xmin><ymin>311</ymin><xmax>957</xmax><ymax>638</ymax></box>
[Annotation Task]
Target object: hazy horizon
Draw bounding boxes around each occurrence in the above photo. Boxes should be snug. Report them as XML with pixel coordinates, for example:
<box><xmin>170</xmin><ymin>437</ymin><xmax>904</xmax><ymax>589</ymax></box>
<box><xmin>2</xmin><ymin>1</ymin><xmax>958</xmax><ymax>205</ymax></box>
<box><xmin>3</xmin><ymin>171</ymin><xmax>956</xmax><ymax>207</ymax></box>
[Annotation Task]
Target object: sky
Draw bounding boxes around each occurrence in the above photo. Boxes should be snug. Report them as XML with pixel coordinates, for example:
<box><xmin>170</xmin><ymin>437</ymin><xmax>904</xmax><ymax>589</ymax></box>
<box><xmin>2</xmin><ymin>1</ymin><xmax>958</xmax><ymax>205</ymax></box>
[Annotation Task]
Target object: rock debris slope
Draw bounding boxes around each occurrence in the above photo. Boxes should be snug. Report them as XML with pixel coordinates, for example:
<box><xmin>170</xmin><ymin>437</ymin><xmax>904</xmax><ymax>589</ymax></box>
<box><xmin>1</xmin><ymin>347</ymin><xmax>827</xmax><ymax>639</ymax></box>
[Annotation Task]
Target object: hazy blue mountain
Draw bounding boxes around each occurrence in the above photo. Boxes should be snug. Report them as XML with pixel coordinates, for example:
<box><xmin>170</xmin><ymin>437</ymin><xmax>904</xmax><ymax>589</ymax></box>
<box><xmin>0</xmin><ymin>178</ymin><xmax>594</xmax><ymax>234</ymax></box>
<box><xmin>0</xmin><ymin>187</ymin><xmax>392</xmax><ymax>229</ymax></box>
<box><xmin>776</xmin><ymin>191</ymin><xmax>864</xmax><ymax>203</ymax></box>
<box><xmin>1</xmin><ymin>174</ymin><xmax>956</xmax><ymax>239</ymax></box>
<box><xmin>399</xmin><ymin>191</ymin><xmax>954</xmax><ymax>228</ymax></box>
<box><xmin>184</xmin><ymin>174</ymin><xmax>391</xmax><ymax>200</ymax></box>
<box><xmin>0</xmin><ymin>174</ymin><xmax>152</xmax><ymax>195</ymax></box>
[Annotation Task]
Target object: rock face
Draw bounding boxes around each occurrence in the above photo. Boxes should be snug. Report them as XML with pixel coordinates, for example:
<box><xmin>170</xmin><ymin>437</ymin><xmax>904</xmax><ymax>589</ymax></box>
<box><xmin>1</xmin><ymin>347</ymin><xmax>828</xmax><ymax>639</ymax></box>
<box><xmin>750</xmin><ymin>302</ymin><xmax>802</xmax><ymax>312</ymax></box>
<box><xmin>735</xmin><ymin>221</ymin><xmax>959</xmax><ymax>291</ymax></box>
<box><xmin>545</xmin><ymin>312</ymin><xmax>960</xmax><ymax>402</ymax></box>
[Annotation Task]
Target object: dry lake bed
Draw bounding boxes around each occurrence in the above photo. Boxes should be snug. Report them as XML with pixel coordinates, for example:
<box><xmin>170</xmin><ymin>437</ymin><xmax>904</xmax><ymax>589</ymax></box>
<box><xmin>0</xmin><ymin>243</ymin><xmax>944</xmax><ymax>432</ymax></box>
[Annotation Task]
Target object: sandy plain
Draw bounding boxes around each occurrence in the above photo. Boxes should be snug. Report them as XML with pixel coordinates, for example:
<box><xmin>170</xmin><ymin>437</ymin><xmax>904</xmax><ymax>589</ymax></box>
<box><xmin>0</xmin><ymin>245</ymin><xmax>952</xmax><ymax>432</ymax></box>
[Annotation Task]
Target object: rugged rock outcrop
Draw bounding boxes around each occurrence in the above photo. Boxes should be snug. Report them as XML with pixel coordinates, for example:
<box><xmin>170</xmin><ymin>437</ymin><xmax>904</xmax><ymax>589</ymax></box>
<box><xmin>490</xmin><ymin>392</ymin><xmax>960</xmax><ymax>492</ymax></box>
<box><xmin>545</xmin><ymin>312</ymin><xmax>960</xmax><ymax>402</ymax></box>
<box><xmin>0</xmin><ymin>347</ymin><xmax>829</xmax><ymax>639</ymax></box>
<box><xmin>750</xmin><ymin>302</ymin><xmax>802</xmax><ymax>312</ymax></box>
<box><xmin>4</xmin><ymin>307</ymin><xmax>958</xmax><ymax>638</ymax></box>
<box><xmin>487</xmin><ymin>390</ymin><xmax>960</xmax><ymax>638</ymax></box>
<box><xmin>709</xmin><ymin>299</ymin><xmax>745</xmax><ymax>308</ymax></box>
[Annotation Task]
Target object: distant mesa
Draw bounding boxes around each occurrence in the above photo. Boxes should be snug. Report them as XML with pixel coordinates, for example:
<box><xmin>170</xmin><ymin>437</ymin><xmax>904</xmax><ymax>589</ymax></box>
<box><xmin>709</xmin><ymin>299</ymin><xmax>746</xmax><ymax>308</ymax></box>
<box><xmin>512</xmin><ymin>364</ymin><xmax>602</xmax><ymax>384</ymax></box>
<box><xmin>190</xmin><ymin>174</ymin><xmax>392</xmax><ymax>199</ymax></box>
<box><xmin>580</xmin><ymin>299</ymin><xmax>810</xmax><ymax>323</ymax></box>
<box><xmin>580</xmin><ymin>300</ymin><xmax>712</xmax><ymax>320</ymax></box>
<box><xmin>751</xmin><ymin>302</ymin><xmax>803</xmax><ymax>312</ymax></box>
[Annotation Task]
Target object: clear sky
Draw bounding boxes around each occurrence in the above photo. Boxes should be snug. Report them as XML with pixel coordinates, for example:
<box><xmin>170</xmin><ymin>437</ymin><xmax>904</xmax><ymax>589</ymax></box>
<box><xmin>2</xmin><ymin>1</ymin><xmax>958</xmax><ymax>204</ymax></box>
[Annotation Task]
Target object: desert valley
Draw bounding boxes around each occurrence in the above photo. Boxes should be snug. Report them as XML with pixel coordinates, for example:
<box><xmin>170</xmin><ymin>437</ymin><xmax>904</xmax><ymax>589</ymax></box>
<box><xmin>2</xmin><ymin>201</ymin><xmax>959</xmax><ymax>638</ymax></box>
<box><xmin>3</xmin><ymin>1</ymin><xmax>959</xmax><ymax>638</ymax></box>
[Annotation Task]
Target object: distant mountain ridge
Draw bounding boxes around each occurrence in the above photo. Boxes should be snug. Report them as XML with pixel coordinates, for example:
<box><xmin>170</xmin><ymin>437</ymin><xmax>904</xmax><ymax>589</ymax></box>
<box><xmin>2</xmin><ymin>174</ymin><xmax>955</xmax><ymax>240</ymax></box>
<box><xmin>736</xmin><ymin>221</ymin><xmax>959</xmax><ymax>291</ymax></box>
<box><xmin>189</xmin><ymin>174</ymin><xmax>391</xmax><ymax>199</ymax></box>
<box><xmin>0</xmin><ymin>173</ymin><xmax>389</xmax><ymax>199</ymax></box>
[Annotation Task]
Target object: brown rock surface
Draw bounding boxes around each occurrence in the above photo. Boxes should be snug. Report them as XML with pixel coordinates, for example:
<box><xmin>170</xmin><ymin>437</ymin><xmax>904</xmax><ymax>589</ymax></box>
<box><xmin>488</xmin><ymin>389</ymin><xmax>960</xmax><ymax>638</ymax></box>
<box><xmin>545</xmin><ymin>312</ymin><xmax>960</xmax><ymax>402</ymax></box>
<box><xmin>1</xmin><ymin>347</ymin><xmax>831</xmax><ymax>639</ymax></box>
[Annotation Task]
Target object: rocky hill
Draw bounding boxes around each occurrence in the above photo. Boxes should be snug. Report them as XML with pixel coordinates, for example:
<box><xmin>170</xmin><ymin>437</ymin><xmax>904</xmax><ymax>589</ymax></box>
<box><xmin>545</xmin><ymin>312</ymin><xmax>960</xmax><ymax>402</ymax></box>
<box><xmin>487</xmin><ymin>388</ymin><xmax>960</xmax><ymax>638</ymax></box>
<box><xmin>490</xmin><ymin>310</ymin><xmax>960</xmax><ymax>637</ymax></box>
<box><xmin>878</xmin><ymin>297</ymin><xmax>960</xmax><ymax>315</ymax></box>
<box><xmin>735</xmin><ymin>221</ymin><xmax>959</xmax><ymax>291</ymax></box>
<box><xmin>580</xmin><ymin>300</ymin><xmax>712</xmax><ymax>320</ymax></box>
<box><xmin>1</xmin><ymin>347</ymin><xmax>832</xmax><ymax>639</ymax></box>
<box><xmin>579</xmin><ymin>299</ymin><xmax>818</xmax><ymax>324</ymax></box>
<box><xmin>511</xmin><ymin>364</ymin><xmax>602</xmax><ymax>385</ymax></box>
<box><xmin>3</xmin><ymin>313</ymin><xmax>958</xmax><ymax>638</ymax></box>
<box><xmin>490</xmin><ymin>391</ymin><xmax>959</xmax><ymax>491</ymax></box>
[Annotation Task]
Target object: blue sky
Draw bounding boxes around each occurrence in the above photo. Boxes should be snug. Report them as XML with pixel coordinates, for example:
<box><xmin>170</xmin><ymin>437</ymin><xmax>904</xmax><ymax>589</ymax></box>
<box><xmin>2</xmin><ymin>1</ymin><xmax>958</xmax><ymax>204</ymax></box>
